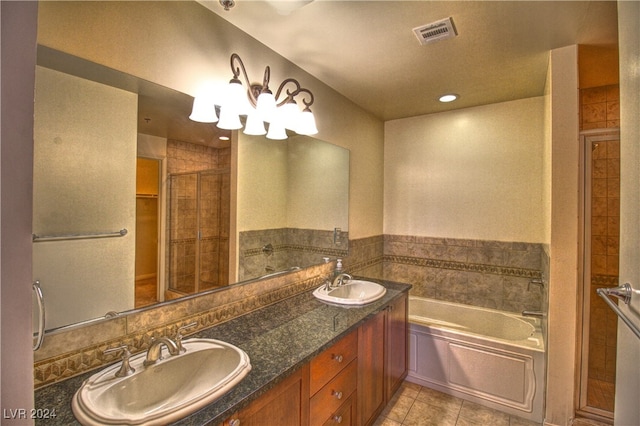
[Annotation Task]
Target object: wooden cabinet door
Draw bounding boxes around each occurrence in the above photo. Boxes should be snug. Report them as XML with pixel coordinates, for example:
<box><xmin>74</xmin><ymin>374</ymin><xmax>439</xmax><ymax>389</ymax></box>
<box><xmin>225</xmin><ymin>365</ymin><xmax>309</xmax><ymax>426</ymax></box>
<box><xmin>386</xmin><ymin>293</ymin><xmax>408</xmax><ymax>398</ymax></box>
<box><xmin>357</xmin><ymin>309</ymin><xmax>385</xmax><ymax>426</ymax></box>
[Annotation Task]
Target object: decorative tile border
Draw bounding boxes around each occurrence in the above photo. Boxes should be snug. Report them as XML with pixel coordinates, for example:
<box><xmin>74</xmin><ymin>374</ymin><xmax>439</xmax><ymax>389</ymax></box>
<box><xmin>591</xmin><ymin>274</ymin><xmax>619</xmax><ymax>286</ymax></box>
<box><xmin>244</xmin><ymin>244</ymin><xmax>347</xmax><ymax>259</ymax></box>
<box><xmin>383</xmin><ymin>255</ymin><xmax>542</xmax><ymax>279</ymax></box>
<box><xmin>34</xmin><ymin>272</ymin><xmax>326</xmax><ymax>388</ymax></box>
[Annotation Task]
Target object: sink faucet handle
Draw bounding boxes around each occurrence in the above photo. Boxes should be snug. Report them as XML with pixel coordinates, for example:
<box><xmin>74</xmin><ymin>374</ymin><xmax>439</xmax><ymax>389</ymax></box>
<box><xmin>103</xmin><ymin>345</ymin><xmax>136</xmax><ymax>377</ymax></box>
<box><xmin>175</xmin><ymin>321</ymin><xmax>198</xmax><ymax>352</ymax></box>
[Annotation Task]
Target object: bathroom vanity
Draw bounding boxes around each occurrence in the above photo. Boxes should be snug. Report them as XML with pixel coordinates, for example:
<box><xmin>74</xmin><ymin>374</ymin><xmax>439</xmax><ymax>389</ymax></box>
<box><xmin>34</xmin><ymin>280</ymin><xmax>409</xmax><ymax>426</ymax></box>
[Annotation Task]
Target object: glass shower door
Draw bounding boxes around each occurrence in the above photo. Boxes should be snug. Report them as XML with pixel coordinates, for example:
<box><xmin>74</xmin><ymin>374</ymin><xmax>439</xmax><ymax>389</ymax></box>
<box><xmin>168</xmin><ymin>169</ymin><xmax>230</xmax><ymax>294</ymax></box>
<box><xmin>579</xmin><ymin>129</ymin><xmax>620</xmax><ymax>420</ymax></box>
<box><xmin>168</xmin><ymin>172</ymin><xmax>198</xmax><ymax>294</ymax></box>
<box><xmin>198</xmin><ymin>171</ymin><xmax>230</xmax><ymax>291</ymax></box>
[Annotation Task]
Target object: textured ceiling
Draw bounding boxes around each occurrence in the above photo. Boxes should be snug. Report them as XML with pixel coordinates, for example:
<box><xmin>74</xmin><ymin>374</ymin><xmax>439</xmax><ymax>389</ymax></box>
<box><xmin>200</xmin><ymin>0</ymin><xmax>619</xmax><ymax>120</ymax></box>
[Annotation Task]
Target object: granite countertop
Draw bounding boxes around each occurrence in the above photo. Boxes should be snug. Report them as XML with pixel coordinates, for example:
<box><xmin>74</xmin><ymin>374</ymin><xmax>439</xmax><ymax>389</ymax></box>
<box><xmin>35</xmin><ymin>279</ymin><xmax>410</xmax><ymax>425</ymax></box>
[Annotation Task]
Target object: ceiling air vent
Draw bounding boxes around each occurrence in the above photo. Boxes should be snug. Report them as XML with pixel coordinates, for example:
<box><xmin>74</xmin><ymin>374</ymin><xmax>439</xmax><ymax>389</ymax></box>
<box><xmin>412</xmin><ymin>17</ymin><xmax>457</xmax><ymax>45</ymax></box>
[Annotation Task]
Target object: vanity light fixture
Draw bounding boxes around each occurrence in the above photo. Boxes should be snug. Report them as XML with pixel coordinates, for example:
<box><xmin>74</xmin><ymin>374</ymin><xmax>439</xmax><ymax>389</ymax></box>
<box><xmin>189</xmin><ymin>53</ymin><xmax>318</xmax><ymax>140</ymax></box>
<box><xmin>438</xmin><ymin>94</ymin><xmax>459</xmax><ymax>103</ymax></box>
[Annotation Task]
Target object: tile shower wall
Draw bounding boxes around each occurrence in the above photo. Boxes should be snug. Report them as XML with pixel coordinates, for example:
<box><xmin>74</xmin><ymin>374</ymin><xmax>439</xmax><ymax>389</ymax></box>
<box><xmin>581</xmin><ymin>85</ymin><xmax>620</xmax><ymax>388</ymax></box>
<box><xmin>382</xmin><ymin>235</ymin><xmax>545</xmax><ymax>313</ymax></box>
<box><xmin>580</xmin><ymin>85</ymin><xmax>620</xmax><ymax>130</ymax></box>
<box><xmin>238</xmin><ymin>228</ymin><xmax>348</xmax><ymax>280</ymax></box>
<box><xmin>166</xmin><ymin>140</ymin><xmax>231</xmax><ymax>294</ymax></box>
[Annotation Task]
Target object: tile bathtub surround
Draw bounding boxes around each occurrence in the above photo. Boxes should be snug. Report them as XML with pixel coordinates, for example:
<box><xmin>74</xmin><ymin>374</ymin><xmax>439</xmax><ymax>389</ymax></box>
<box><xmin>383</xmin><ymin>235</ymin><xmax>545</xmax><ymax>313</ymax></box>
<box><xmin>238</xmin><ymin>228</ymin><xmax>348</xmax><ymax>280</ymax></box>
<box><xmin>344</xmin><ymin>234</ymin><xmax>384</xmax><ymax>278</ymax></box>
<box><xmin>33</xmin><ymin>262</ymin><xmax>333</xmax><ymax>388</ymax></box>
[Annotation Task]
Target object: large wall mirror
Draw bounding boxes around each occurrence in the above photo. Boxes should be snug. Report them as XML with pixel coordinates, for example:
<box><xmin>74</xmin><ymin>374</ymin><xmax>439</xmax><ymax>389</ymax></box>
<box><xmin>33</xmin><ymin>46</ymin><xmax>349</xmax><ymax>332</ymax></box>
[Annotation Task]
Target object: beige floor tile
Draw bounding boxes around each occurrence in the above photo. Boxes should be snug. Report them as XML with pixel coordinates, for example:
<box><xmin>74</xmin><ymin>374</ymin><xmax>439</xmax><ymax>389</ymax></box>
<box><xmin>509</xmin><ymin>415</ymin><xmax>543</xmax><ymax>426</ymax></box>
<box><xmin>457</xmin><ymin>400</ymin><xmax>510</xmax><ymax>426</ymax></box>
<box><xmin>415</xmin><ymin>386</ymin><xmax>464</xmax><ymax>412</ymax></box>
<box><xmin>373</xmin><ymin>416</ymin><xmax>403</xmax><ymax>426</ymax></box>
<box><xmin>403</xmin><ymin>400</ymin><xmax>459</xmax><ymax>426</ymax></box>
<box><xmin>381</xmin><ymin>394</ymin><xmax>415</xmax><ymax>423</ymax></box>
<box><xmin>395</xmin><ymin>381</ymin><xmax>422</xmax><ymax>399</ymax></box>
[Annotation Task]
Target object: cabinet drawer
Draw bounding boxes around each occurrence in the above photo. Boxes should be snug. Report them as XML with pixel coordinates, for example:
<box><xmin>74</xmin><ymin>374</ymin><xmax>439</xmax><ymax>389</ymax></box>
<box><xmin>322</xmin><ymin>393</ymin><xmax>355</xmax><ymax>426</ymax></box>
<box><xmin>310</xmin><ymin>359</ymin><xmax>357</xmax><ymax>426</ymax></box>
<box><xmin>310</xmin><ymin>330</ymin><xmax>357</xmax><ymax>395</ymax></box>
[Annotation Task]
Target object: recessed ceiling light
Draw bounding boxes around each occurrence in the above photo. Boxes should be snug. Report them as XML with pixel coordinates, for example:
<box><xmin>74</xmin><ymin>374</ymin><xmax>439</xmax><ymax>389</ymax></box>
<box><xmin>439</xmin><ymin>94</ymin><xmax>458</xmax><ymax>103</ymax></box>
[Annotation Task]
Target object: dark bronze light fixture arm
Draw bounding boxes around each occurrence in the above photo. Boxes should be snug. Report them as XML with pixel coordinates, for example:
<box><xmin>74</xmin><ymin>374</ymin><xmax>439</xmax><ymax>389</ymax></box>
<box><xmin>230</xmin><ymin>53</ymin><xmax>265</xmax><ymax>106</ymax></box>
<box><xmin>274</xmin><ymin>78</ymin><xmax>315</xmax><ymax>108</ymax></box>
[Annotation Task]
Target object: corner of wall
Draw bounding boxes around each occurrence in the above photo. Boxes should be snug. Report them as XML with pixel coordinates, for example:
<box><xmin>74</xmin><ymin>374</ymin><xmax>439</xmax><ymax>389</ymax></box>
<box><xmin>545</xmin><ymin>44</ymin><xmax>580</xmax><ymax>426</ymax></box>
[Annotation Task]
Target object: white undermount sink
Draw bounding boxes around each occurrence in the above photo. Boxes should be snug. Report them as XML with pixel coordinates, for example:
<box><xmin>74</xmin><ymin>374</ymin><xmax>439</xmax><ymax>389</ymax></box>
<box><xmin>313</xmin><ymin>279</ymin><xmax>387</xmax><ymax>305</ymax></box>
<box><xmin>72</xmin><ymin>338</ymin><xmax>251</xmax><ymax>426</ymax></box>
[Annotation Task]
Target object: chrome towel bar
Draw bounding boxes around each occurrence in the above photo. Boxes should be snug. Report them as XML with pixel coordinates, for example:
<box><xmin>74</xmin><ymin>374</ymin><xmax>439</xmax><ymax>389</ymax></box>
<box><xmin>596</xmin><ymin>283</ymin><xmax>640</xmax><ymax>340</ymax></box>
<box><xmin>33</xmin><ymin>280</ymin><xmax>45</xmax><ymax>351</ymax></box>
<box><xmin>32</xmin><ymin>228</ymin><xmax>128</xmax><ymax>242</ymax></box>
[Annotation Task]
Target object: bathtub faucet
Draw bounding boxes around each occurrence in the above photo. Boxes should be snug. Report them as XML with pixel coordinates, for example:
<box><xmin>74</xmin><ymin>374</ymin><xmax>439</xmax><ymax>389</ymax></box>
<box><xmin>527</xmin><ymin>278</ymin><xmax>545</xmax><ymax>291</ymax></box>
<box><xmin>522</xmin><ymin>310</ymin><xmax>545</xmax><ymax>318</ymax></box>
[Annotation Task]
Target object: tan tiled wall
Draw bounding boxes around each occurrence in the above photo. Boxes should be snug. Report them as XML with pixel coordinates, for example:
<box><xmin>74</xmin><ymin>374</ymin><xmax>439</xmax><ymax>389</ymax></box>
<box><xmin>580</xmin><ymin>85</ymin><xmax>620</xmax><ymax>384</ymax></box>
<box><xmin>238</xmin><ymin>228</ymin><xmax>348</xmax><ymax>281</ymax></box>
<box><xmin>381</xmin><ymin>235</ymin><xmax>545</xmax><ymax>313</ymax></box>
<box><xmin>580</xmin><ymin>85</ymin><xmax>620</xmax><ymax>130</ymax></box>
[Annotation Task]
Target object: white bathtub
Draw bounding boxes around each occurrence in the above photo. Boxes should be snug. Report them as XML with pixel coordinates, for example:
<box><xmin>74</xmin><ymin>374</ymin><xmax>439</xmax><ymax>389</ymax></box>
<box><xmin>407</xmin><ymin>296</ymin><xmax>545</xmax><ymax>422</ymax></box>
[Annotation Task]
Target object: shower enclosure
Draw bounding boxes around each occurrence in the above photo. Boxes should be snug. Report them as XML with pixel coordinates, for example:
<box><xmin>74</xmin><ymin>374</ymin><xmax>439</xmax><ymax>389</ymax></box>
<box><xmin>579</xmin><ymin>129</ymin><xmax>620</xmax><ymax>421</ymax></box>
<box><xmin>167</xmin><ymin>169</ymin><xmax>230</xmax><ymax>294</ymax></box>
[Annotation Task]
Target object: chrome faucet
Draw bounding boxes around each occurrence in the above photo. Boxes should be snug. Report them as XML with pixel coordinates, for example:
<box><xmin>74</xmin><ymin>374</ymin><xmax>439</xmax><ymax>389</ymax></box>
<box><xmin>144</xmin><ymin>336</ymin><xmax>180</xmax><ymax>366</ymax></box>
<box><xmin>332</xmin><ymin>273</ymin><xmax>352</xmax><ymax>288</ymax></box>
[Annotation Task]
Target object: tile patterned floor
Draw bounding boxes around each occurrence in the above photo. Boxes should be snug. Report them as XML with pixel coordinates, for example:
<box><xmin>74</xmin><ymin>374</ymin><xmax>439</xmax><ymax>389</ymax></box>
<box><xmin>374</xmin><ymin>381</ymin><xmax>542</xmax><ymax>426</ymax></box>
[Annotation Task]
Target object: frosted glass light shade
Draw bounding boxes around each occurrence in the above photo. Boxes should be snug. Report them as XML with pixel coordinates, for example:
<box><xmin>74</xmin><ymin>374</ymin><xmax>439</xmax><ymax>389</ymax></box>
<box><xmin>296</xmin><ymin>110</ymin><xmax>318</xmax><ymax>135</ymax></box>
<box><xmin>256</xmin><ymin>91</ymin><xmax>277</xmax><ymax>122</ymax></box>
<box><xmin>189</xmin><ymin>96</ymin><xmax>218</xmax><ymax>123</ymax></box>
<box><xmin>243</xmin><ymin>110</ymin><xmax>267</xmax><ymax>135</ymax></box>
<box><xmin>266</xmin><ymin>120</ymin><xmax>287</xmax><ymax>140</ymax></box>
<box><xmin>281</xmin><ymin>101</ymin><xmax>301</xmax><ymax>131</ymax></box>
<box><xmin>217</xmin><ymin>106</ymin><xmax>243</xmax><ymax>130</ymax></box>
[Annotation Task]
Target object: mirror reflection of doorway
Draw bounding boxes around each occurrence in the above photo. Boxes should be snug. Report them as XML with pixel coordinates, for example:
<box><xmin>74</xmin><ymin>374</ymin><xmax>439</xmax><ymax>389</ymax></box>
<box><xmin>135</xmin><ymin>157</ymin><xmax>161</xmax><ymax>308</ymax></box>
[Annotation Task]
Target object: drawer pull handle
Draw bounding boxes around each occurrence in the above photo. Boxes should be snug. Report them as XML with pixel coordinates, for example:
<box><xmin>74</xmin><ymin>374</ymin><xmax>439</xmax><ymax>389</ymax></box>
<box><xmin>333</xmin><ymin>354</ymin><xmax>344</xmax><ymax>363</ymax></box>
<box><xmin>332</xmin><ymin>390</ymin><xmax>343</xmax><ymax>400</ymax></box>
<box><xmin>333</xmin><ymin>415</ymin><xmax>343</xmax><ymax>423</ymax></box>
<box><xmin>229</xmin><ymin>419</ymin><xmax>240</xmax><ymax>426</ymax></box>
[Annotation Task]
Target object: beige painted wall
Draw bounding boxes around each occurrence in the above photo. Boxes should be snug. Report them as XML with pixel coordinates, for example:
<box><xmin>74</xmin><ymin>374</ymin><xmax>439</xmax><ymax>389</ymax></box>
<box><xmin>37</xmin><ymin>1</ymin><xmax>384</xmax><ymax>240</ymax></box>
<box><xmin>287</xmin><ymin>135</ymin><xmax>349</xmax><ymax>231</ymax></box>
<box><xmin>384</xmin><ymin>97</ymin><xmax>546</xmax><ymax>243</ymax></box>
<box><xmin>237</xmin><ymin>134</ymin><xmax>288</xmax><ymax>231</ymax></box>
<box><xmin>32</xmin><ymin>66</ymin><xmax>137</xmax><ymax>329</ymax></box>
<box><xmin>237</xmin><ymin>134</ymin><xmax>349</xmax><ymax>232</ymax></box>
<box><xmin>616</xmin><ymin>1</ymin><xmax>640</xmax><ymax>424</ymax></box>
<box><xmin>1</xmin><ymin>1</ymin><xmax>39</xmax><ymax>420</ymax></box>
